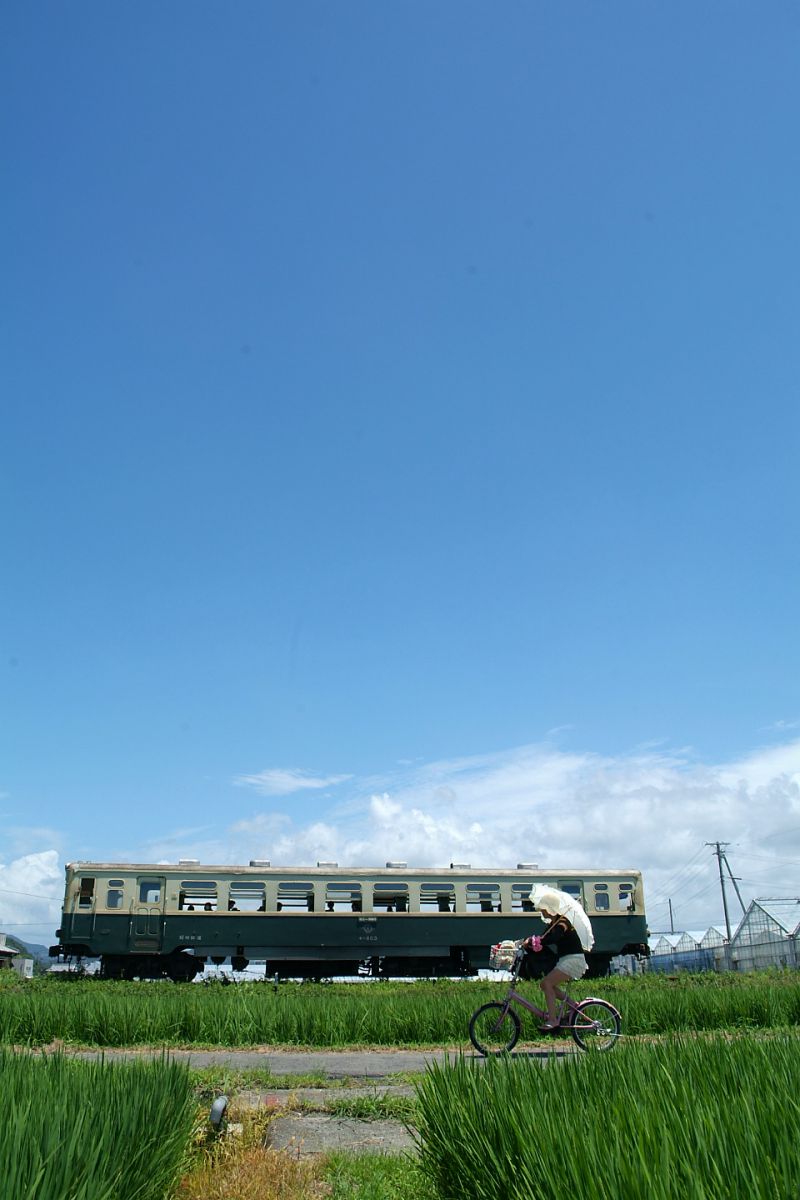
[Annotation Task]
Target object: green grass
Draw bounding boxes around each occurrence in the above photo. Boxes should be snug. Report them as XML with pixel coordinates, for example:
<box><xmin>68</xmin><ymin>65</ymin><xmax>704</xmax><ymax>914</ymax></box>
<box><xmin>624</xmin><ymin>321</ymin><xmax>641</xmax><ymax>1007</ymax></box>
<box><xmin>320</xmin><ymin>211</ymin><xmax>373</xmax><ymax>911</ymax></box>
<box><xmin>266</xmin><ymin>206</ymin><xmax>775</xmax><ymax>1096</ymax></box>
<box><xmin>188</xmin><ymin>1064</ymin><xmax>425</xmax><ymax>1099</ymax></box>
<box><xmin>600</xmin><ymin>968</ymin><xmax>800</xmax><ymax>1032</ymax></box>
<box><xmin>414</xmin><ymin>1035</ymin><xmax>800</xmax><ymax>1199</ymax></box>
<box><xmin>1</xmin><ymin>1051</ymin><xmax>196</xmax><ymax>1200</ymax></box>
<box><xmin>188</xmin><ymin>1064</ymin><xmax>278</xmax><ymax>1100</ymax></box>
<box><xmin>322</xmin><ymin>1153</ymin><xmax>433</xmax><ymax>1200</ymax></box>
<box><xmin>317</xmin><ymin>1093</ymin><xmax>418</xmax><ymax>1121</ymax></box>
<box><xmin>1</xmin><ymin>970</ymin><xmax>799</xmax><ymax>1048</ymax></box>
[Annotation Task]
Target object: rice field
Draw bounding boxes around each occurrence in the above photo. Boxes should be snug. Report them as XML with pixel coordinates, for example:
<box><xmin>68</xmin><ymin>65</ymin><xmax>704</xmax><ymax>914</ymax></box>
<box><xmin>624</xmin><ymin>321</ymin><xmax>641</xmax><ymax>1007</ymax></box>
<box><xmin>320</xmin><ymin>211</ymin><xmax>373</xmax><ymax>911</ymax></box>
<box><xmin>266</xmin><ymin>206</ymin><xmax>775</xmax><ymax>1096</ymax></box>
<box><xmin>1</xmin><ymin>971</ymin><xmax>798</xmax><ymax>1047</ymax></box>
<box><xmin>1</xmin><ymin>1051</ymin><xmax>196</xmax><ymax>1200</ymax></box>
<box><xmin>414</xmin><ymin>1036</ymin><xmax>800</xmax><ymax>1199</ymax></box>
<box><xmin>4</xmin><ymin>973</ymin><xmax>800</xmax><ymax>1200</ymax></box>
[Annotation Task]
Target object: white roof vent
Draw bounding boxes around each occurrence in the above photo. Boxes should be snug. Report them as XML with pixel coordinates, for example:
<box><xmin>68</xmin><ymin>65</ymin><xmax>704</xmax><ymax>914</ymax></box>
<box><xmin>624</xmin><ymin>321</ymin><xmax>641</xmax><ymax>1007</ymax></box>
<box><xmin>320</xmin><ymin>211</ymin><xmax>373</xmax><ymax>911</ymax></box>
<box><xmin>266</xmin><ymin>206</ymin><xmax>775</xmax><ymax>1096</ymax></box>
<box><xmin>517</xmin><ymin>863</ymin><xmax>538</xmax><ymax>870</ymax></box>
<box><xmin>385</xmin><ymin>861</ymin><xmax>407</xmax><ymax>869</ymax></box>
<box><xmin>450</xmin><ymin>862</ymin><xmax>471</xmax><ymax>869</ymax></box>
<box><xmin>249</xmin><ymin>860</ymin><xmax>271</xmax><ymax>867</ymax></box>
<box><xmin>178</xmin><ymin>859</ymin><xmax>200</xmax><ymax>866</ymax></box>
<box><xmin>316</xmin><ymin>861</ymin><xmax>338</xmax><ymax>868</ymax></box>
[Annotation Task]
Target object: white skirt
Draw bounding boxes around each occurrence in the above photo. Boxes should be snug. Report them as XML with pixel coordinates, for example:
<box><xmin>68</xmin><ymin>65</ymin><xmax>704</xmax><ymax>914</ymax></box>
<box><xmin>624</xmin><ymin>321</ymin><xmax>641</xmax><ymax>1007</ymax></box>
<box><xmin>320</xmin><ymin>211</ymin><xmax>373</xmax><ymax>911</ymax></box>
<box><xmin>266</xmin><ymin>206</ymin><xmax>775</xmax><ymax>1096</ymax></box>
<box><xmin>556</xmin><ymin>953</ymin><xmax>588</xmax><ymax>979</ymax></box>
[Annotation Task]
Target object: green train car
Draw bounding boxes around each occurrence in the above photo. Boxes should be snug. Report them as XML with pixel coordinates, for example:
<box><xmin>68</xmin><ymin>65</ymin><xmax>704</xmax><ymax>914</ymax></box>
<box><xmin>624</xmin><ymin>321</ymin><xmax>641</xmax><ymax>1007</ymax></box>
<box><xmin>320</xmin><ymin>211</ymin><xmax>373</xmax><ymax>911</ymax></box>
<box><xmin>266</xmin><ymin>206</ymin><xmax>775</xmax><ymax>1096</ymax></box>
<box><xmin>50</xmin><ymin>860</ymin><xmax>649</xmax><ymax>980</ymax></box>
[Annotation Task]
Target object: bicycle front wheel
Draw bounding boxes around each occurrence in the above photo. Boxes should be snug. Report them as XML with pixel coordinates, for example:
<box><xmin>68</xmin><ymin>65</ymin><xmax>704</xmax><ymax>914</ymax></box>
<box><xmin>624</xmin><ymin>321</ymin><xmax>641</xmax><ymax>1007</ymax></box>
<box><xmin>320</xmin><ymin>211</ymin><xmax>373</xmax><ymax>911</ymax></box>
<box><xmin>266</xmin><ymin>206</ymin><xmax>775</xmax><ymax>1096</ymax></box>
<box><xmin>569</xmin><ymin>998</ymin><xmax>621</xmax><ymax>1051</ymax></box>
<box><xmin>469</xmin><ymin>1002</ymin><xmax>521</xmax><ymax>1055</ymax></box>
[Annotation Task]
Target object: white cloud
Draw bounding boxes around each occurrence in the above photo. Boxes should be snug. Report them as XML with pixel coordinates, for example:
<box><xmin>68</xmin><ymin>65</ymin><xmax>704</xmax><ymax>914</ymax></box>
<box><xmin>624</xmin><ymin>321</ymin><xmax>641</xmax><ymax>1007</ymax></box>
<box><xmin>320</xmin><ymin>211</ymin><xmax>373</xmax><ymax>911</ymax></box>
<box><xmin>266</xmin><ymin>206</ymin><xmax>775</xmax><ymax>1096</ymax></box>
<box><xmin>233</xmin><ymin>768</ymin><xmax>352</xmax><ymax>796</ymax></box>
<box><xmin>216</xmin><ymin>739</ymin><xmax>800</xmax><ymax>930</ymax></box>
<box><xmin>3</xmin><ymin>824</ymin><xmax>65</xmax><ymax>858</ymax></box>
<box><xmin>370</xmin><ymin>794</ymin><xmax>402</xmax><ymax>823</ymax></box>
<box><xmin>229</xmin><ymin>813</ymin><xmax>293</xmax><ymax>838</ymax></box>
<box><xmin>0</xmin><ymin>850</ymin><xmax>63</xmax><ymax>945</ymax></box>
<box><xmin>7</xmin><ymin>738</ymin><xmax>800</xmax><ymax>942</ymax></box>
<box><xmin>761</xmin><ymin>718</ymin><xmax>800</xmax><ymax>734</ymax></box>
<box><xmin>718</xmin><ymin>741</ymin><xmax>800</xmax><ymax>792</ymax></box>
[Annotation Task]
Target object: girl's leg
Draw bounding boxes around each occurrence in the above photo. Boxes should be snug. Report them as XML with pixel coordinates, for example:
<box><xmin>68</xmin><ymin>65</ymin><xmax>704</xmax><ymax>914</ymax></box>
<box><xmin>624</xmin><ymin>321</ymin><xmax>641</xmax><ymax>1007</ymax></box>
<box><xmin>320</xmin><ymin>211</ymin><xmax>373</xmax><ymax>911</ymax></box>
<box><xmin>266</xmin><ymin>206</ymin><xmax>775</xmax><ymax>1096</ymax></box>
<box><xmin>539</xmin><ymin>967</ymin><xmax>571</xmax><ymax>1025</ymax></box>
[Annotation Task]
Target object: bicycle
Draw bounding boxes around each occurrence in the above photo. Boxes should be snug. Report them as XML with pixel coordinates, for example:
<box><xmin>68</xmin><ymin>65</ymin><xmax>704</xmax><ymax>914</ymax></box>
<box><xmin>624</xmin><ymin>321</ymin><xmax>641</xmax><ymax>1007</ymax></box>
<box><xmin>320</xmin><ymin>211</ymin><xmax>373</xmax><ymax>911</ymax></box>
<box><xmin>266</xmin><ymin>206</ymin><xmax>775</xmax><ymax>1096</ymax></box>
<box><xmin>469</xmin><ymin>946</ymin><xmax>621</xmax><ymax>1053</ymax></box>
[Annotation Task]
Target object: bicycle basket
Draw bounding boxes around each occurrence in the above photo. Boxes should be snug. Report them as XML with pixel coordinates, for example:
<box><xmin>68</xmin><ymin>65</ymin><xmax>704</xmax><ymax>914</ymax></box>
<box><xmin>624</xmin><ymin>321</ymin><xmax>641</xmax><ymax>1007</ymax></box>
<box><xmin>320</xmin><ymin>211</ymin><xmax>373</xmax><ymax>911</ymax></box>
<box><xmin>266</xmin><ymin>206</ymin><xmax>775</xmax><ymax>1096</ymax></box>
<box><xmin>489</xmin><ymin>940</ymin><xmax>521</xmax><ymax>971</ymax></box>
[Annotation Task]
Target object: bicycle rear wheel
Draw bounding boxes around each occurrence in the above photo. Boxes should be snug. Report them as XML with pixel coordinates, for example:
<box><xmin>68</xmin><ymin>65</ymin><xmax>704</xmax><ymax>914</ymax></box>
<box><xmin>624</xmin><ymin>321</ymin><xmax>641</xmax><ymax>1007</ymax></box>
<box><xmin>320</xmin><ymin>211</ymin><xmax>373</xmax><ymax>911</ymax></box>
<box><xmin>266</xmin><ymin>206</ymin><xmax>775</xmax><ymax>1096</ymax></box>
<box><xmin>569</xmin><ymin>998</ymin><xmax>621</xmax><ymax>1051</ymax></box>
<box><xmin>469</xmin><ymin>1002</ymin><xmax>521</xmax><ymax>1055</ymax></box>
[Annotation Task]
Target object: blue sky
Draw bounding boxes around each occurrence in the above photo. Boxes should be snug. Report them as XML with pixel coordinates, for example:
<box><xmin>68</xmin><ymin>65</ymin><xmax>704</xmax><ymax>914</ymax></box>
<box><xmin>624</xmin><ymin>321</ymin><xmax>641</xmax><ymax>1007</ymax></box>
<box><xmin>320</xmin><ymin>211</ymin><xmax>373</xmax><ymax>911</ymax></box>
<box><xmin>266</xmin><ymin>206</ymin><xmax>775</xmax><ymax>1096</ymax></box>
<box><xmin>2</xmin><ymin>3</ymin><xmax>799</xmax><ymax>943</ymax></box>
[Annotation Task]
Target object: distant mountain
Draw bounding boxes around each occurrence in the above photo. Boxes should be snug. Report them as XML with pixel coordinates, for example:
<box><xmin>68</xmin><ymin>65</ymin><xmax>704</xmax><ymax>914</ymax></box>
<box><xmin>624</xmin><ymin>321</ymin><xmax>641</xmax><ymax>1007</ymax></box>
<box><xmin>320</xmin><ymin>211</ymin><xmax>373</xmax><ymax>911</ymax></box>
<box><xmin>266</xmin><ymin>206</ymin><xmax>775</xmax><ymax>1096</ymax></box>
<box><xmin>3</xmin><ymin>934</ymin><xmax>50</xmax><ymax>965</ymax></box>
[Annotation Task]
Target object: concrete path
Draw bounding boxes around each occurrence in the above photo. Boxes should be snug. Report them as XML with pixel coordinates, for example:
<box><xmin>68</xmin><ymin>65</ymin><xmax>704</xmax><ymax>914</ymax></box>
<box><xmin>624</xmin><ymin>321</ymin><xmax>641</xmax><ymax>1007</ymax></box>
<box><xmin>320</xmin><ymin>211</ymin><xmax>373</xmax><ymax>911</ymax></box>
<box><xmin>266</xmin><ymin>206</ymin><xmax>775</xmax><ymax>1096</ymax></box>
<box><xmin>236</xmin><ymin>1083</ymin><xmax>417</xmax><ymax>1104</ymax></box>
<box><xmin>63</xmin><ymin>1044</ymin><xmax>567</xmax><ymax>1075</ymax></box>
<box><xmin>64</xmin><ymin>1047</ymin><xmax>458</xmax><ymax>1074</ymax></box>
<box><xmin>267</xmin><ymin>1113</ymin><xmax>416</xmax><ymax>1155</ymax></box>
<box><xmin>234</xmin><ymin>1081</ymin><xmax>419</xmax><ymax>1155</ymax></box>
<box><xmin>57</xmin><ymin>1045</ymin><xmax>568</xmax><ymax>1157</ymax></box>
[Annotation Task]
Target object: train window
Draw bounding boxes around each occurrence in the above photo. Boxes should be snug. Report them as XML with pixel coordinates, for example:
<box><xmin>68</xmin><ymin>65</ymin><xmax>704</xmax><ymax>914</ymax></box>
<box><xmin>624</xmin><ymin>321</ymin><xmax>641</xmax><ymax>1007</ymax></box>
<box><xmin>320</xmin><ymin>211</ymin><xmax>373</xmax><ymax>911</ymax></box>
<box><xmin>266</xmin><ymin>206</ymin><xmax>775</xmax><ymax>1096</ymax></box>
<box><xmin>138</xmin><ymin>880</ymin><xmax>162</xmax><ymax>904</ymax></box>
<box><xmin>78</xmin><ymin>877</ymin><xmax>95</xmax><ymax>908</ymax></box>
<box><xmin>325</xmin><ymin>881</ymin><xmax>361</xmax><ymax>912</ymax></box>
<box><xmin>278</xmin><ymin>881</ymin><xmax>315</xmax><ymax>911</ymax></box>
<box><xmin>106</xmin><ymin>880</ymin><xmax>124</xmax><ymax>908</ymax></box>
<box><xmin>420</xmin><ymin>883</ymin><xmax>455</xmax><ymax>912</ymax></box>
<box><xmin>558</xmin><ymin>882</ymin><xmax>585</xmax><ymax>904</ymax></box>
<box><xmin>511</xmin><ymin>883</ymin><xmax>536</xmax><ymax>912</ymax></box>
<box><xmin>373</xmin><ymin>883</ymin><xmax>408</xmax><ymax>912</ymax></box>
<box><xmin>179</xmin><ymin>880</ymin><xmax>216</xmax><ymax>910</ymax></box>
<box><xmin>466</xmin><ymin>883</ymin><xmax>501</xmax><ymax>913</ymax></box>
<box><xmin>618</xmin><ymin>883</ymin><xmax>635</xmax><ymax>911</ymax></box>
<box><xmin>593</xmin><ymin>884</ymin><xmax>610</xmax><ymax>911</ymax></box>
<box><xmin>230</xmin><ymin>881</ymin><xmax>266</xmax><ymax>912</ymax></box>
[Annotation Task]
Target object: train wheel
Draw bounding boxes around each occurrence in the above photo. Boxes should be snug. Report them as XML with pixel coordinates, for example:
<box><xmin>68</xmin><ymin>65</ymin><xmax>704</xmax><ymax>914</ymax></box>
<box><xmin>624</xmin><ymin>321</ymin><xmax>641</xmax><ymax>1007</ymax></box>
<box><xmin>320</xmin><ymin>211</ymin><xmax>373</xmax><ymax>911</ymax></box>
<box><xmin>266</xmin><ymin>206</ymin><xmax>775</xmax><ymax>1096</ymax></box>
<box><xmin>166</xmin><ymin>953</ymin><xmax>201</xmax><ymax>982</ymax></box>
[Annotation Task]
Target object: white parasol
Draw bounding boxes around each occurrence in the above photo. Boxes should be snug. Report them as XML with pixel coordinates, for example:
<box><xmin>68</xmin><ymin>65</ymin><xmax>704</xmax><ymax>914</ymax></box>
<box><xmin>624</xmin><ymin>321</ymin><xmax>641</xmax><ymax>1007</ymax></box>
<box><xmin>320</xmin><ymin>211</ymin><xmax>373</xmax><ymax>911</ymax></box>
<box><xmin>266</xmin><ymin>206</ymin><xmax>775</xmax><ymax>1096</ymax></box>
<box><xmin>528</xmin><ymin>885</ymin><xmax>595</xmax><ymax>952</ymax></box>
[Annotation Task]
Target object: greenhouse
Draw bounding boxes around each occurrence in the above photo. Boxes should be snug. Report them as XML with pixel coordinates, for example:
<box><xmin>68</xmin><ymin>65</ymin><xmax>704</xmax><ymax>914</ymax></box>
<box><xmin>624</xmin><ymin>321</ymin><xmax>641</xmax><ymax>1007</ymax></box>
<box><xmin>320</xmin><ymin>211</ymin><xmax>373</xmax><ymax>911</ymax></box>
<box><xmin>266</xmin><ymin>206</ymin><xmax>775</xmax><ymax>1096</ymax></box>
<box><xmin>729</xmin><ymin>899</ymin><xmax>800</xmax><ymax>972</ymax></box>
<box><xmin>698</xmin><ymin>925</ymin><xmax>728</xmax><ymax>950</ymax></box>
<box><xmin>647</xmin><ymin>930</ymin><xmax>716</xmax><ymax>974</ymax></box>
<box><xmin>646</xmin><ymin>902</ymin><xmax>800</xmax><ymax>974</ymax></box>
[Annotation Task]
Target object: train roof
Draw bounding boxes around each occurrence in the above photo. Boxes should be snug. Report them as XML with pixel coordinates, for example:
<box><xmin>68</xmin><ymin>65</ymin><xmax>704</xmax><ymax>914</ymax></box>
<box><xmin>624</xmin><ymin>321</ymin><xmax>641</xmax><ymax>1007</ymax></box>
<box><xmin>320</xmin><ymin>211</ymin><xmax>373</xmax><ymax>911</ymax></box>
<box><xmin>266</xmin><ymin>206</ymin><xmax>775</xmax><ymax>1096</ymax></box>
<box><xmin>64</xmin><ymin>861</ymin><xmax>643</xmax><ymax>876</ymax></box>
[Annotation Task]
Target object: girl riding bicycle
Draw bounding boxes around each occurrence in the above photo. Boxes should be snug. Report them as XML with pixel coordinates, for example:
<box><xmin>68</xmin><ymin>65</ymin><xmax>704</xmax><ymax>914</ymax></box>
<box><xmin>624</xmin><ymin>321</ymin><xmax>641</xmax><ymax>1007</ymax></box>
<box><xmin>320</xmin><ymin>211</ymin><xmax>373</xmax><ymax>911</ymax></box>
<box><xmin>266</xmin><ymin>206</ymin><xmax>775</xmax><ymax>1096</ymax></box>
<box><xmin>523</xmin><ymin>885</ymin><xmax>594</xmax><ymax>1032</ymax></box>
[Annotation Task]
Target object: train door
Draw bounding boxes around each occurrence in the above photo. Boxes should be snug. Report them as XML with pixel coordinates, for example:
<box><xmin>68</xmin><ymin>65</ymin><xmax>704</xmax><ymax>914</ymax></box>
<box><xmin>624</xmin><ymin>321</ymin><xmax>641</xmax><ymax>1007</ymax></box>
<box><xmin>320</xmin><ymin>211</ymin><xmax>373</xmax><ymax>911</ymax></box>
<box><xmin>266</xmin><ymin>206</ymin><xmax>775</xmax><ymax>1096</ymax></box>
<box><xmin>70</xmin><ymin>873</ymin><xmax>97</xmax><ymax>940</ymax></box>
<box><xmin>132</xmin><ymin>875</ymin><xmax>166</xmax><ymax>948</ymax></box>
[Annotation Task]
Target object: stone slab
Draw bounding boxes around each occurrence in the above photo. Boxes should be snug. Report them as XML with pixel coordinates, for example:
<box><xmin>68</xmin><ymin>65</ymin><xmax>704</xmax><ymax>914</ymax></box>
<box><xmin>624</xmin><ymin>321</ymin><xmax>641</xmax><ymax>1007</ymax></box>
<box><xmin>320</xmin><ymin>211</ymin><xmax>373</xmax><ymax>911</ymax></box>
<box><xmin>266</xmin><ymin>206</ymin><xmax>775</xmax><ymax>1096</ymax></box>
<box><xmin>236</xmin><ymin>1084</ymin><xmax>416</xmax><ymax>1108</ymax></box>
<box><xmin>267</xmin><ymin>1113</ymin><xmax>416</xmax><ymax>1155</ymax></box>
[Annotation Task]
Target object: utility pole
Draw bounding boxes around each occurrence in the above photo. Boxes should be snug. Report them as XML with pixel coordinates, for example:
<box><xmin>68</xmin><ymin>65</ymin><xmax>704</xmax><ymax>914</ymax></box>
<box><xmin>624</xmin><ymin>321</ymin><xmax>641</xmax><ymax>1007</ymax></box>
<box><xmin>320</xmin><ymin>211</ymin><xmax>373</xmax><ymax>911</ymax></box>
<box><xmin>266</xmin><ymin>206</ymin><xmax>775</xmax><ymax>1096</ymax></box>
<box><xmin>707</xmin><ymin>841</ymin><xmax>733</xmax><ymax>941</ymax></box>
<box><xmin>668</xmin><ymin>899</ymin><xmax>675</xmax><ymax>934</ymax></box>
<box><xmin>719</xmin><ymin>847</ymin><xmax>746</xmax><ymax>915</ymax></box>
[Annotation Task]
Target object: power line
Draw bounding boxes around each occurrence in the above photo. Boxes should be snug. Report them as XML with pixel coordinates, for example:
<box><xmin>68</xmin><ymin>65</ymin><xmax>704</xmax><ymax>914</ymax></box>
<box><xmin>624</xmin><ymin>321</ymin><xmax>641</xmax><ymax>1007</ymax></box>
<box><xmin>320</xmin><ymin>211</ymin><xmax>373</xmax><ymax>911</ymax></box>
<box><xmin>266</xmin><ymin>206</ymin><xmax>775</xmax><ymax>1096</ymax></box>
<box><xmin>738</xmin><ymin>876</ymin><xmax>797</xmax><ymax>890</ymax></box>
<box><xmin>761</xmin><ymin>826</ymin><xmax>800</xmax><ymax>842</ymax></box>
<box><xmin>647</xmin><ymin>846</ymin><xmax>709</xmax><ymax>906</ymax></box>
<box><xmin>650</xmin><ymin>845</ymin><xmax>707</xmax><ymax>894</ymax></box>
<box><xmin>677</xmin><ymin>877</ymin><xmax>718</xmax><ymax>904</ymax></box>
<box><xmin>0</xmin><ymin>886</ymin><xmax>57</xmax><ymax>901</ymax></box>
<box><xmin>668</xmin><ymin>878</ymin><xmax>718</xmax><ymax>919</ymax></box>
<box><xmin>649</xmin><ymin>877</ymin><xmax>720</xmax><ymax>931</ymax></box>
<box><xmin>0</xmin><ymin>921</ymin><xmax>55</xmax><ymax>927</ymax></box>
<box><xmin>733</xmin><ymin>851</ymin><xmax>800</xmax><ymax>867</ymax></box>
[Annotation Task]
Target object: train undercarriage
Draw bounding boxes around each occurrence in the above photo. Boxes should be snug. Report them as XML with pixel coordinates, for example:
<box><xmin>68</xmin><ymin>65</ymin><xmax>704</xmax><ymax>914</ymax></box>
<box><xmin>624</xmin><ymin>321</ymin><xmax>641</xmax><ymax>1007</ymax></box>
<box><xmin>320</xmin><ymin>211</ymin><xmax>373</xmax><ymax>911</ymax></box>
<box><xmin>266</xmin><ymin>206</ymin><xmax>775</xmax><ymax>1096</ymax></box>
<box><xmin>54</xmin><ymin>944</ymin><xmax>633</xmax><ymax>981</ymax></box>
